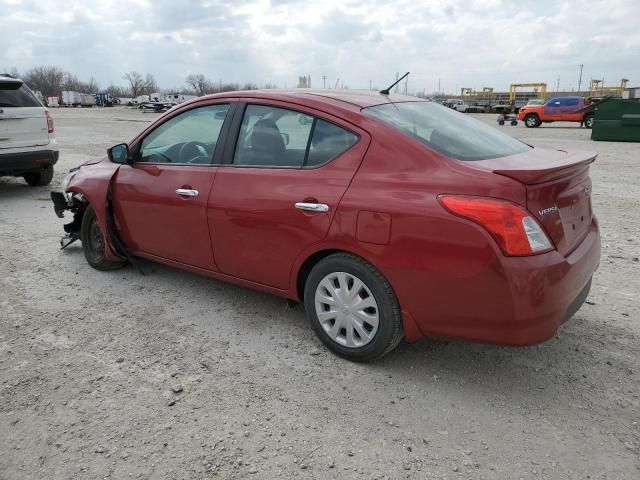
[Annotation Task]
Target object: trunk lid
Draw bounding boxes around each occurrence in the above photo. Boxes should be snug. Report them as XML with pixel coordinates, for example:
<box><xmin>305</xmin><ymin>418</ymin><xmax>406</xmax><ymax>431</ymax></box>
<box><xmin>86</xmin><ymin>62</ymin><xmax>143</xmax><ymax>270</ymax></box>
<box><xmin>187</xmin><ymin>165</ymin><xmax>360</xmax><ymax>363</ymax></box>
<box><xmin>472</xmin><ymin>148</ymin><xmax>596</xmax><ymax>256</ymax></box>
<box><xmin>0</xmin><ymin>79</ymin><xmax>49</xmax><ymax>150</ymax></box>
<box><xmin>0</xmin><ymin>107</ymin><xmax>50</xmax><ymax>149</ymax></box>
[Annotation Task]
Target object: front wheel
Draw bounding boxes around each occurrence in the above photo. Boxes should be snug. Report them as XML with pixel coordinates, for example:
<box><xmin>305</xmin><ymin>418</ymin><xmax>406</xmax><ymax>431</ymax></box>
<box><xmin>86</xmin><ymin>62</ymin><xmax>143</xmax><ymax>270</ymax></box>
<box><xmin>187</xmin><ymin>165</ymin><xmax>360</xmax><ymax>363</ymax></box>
<box><xmin>80</xmin><ymin>205</ymin><xmax>126</xmax><ymax>271</ymax></box>
<box><xmin>583</xmin><ymin>114</ymin><xmax>594</xmax><ymax>129</ymax></box>
<box><xmin>24</xmin><ymin>167</ymin><xmax>54</xmax><ymax>186</ymax></box>
<box><xmin>524</xmin><ymin>114</ymin><xmax>540</xmax><ymax>128</ymax></box>
<box><xmin>304</xmin><ymin>253</ymin><xmax>403</xmax><ymax>362</ymax></box>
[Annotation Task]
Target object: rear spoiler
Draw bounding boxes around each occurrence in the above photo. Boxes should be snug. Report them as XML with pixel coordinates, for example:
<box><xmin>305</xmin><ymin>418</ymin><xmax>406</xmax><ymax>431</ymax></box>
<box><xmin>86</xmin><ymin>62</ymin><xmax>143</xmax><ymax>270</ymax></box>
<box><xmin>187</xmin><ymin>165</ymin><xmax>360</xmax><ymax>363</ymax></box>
<box><xmin>0</xmin><ymin>77</ymin><xmax>23</xmax><ymax>90</ymax></box>
<box><xmin>472</xmin><ymin>149</ymin><xmax>597</xmax><ymax>185</ymax></box>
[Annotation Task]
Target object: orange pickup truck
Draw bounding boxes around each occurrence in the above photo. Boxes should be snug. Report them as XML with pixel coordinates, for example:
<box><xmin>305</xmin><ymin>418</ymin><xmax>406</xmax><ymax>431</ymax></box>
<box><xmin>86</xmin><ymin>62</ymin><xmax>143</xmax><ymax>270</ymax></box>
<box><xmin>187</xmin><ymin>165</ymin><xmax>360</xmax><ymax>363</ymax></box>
<box><xmin>517</xmin><ymin>96</ymin><xmax>594</xmax><ymax>129</ymax></box>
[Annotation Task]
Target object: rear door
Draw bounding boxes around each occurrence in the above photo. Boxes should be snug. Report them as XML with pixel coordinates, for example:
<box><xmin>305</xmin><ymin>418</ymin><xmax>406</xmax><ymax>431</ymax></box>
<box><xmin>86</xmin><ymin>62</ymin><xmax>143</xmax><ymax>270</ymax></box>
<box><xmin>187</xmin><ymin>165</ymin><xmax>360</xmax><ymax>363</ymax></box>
<box><xmin>112</xmin><ymin>102</ymin><xmax>233</xmax><ymax>270</ymax></box>
<box><xmin>208</xmin><ymin>101</ymin><xmax>369</xmax><ymax>289</ymax></box>
<box><xmin>0</xmin><ymin>79</ymin><xmax>48</xmax><ymax>150</ymax></box>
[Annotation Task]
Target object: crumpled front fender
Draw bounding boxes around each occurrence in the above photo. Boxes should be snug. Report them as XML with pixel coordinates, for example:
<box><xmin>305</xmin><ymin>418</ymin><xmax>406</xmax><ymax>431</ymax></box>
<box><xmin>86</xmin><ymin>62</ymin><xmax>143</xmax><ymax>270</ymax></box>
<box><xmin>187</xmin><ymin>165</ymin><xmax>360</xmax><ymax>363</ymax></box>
<box><xmin>66</xmin><ymin>158</ymin><xmax>122</xmax><ymax>261</ymax></box>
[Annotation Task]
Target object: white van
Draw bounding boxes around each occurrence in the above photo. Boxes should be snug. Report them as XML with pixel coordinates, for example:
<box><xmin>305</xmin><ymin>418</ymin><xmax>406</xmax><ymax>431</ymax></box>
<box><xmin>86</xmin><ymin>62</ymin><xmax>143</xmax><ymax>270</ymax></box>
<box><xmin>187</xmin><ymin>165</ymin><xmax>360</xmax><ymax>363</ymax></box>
<box><xmin>0</xmin><ymin>75</ymin><xmax>59</xmax><ymax>186</ymax></box>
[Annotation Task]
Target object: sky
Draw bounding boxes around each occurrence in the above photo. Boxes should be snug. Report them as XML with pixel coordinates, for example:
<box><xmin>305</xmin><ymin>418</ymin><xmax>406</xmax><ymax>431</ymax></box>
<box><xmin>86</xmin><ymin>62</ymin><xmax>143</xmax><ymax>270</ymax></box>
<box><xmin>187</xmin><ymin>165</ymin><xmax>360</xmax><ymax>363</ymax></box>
<box><xmin>1</xmin><ymin>0</ymin><xmax>639</xmax><ymax>94</ymax></box>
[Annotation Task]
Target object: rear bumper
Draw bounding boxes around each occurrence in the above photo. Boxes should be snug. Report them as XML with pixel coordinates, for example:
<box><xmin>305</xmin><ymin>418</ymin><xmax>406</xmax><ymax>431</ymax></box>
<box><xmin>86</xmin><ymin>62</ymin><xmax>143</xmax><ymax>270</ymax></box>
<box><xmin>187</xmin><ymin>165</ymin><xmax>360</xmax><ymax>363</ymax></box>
<box><xmin>0</xmin><ymin>150</ymin><xmax>59</xmax><ymax>176</ymax></box>
<box><xmin>400</xmin><ymin>218</ymin><xmax>601</xmax><ymax>346</ymax></box>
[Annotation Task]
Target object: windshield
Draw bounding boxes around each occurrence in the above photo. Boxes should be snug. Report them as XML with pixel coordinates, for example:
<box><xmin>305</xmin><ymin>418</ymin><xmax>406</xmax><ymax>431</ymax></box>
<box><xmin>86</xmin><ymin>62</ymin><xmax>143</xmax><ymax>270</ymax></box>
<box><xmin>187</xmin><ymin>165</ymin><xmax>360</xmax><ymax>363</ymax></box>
<box><xmin>363</xmin><ymin>101</ymin><xmax>529</xmax><ymax>161</ymax></box>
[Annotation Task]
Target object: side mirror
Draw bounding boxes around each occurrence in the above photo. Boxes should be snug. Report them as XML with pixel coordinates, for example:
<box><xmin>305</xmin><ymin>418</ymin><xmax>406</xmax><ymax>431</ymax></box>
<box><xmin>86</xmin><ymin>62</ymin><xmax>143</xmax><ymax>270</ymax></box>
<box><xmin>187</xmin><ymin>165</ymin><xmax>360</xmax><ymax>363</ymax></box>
<box><xmin>108</xmin><ymin>143</ymin><xmax>130</xmax><ymax>164</ymax></box>
<box><xmin>280</xmin><ymin>133</ymin><xmax>290</xmax><ymax>146</ymax></box>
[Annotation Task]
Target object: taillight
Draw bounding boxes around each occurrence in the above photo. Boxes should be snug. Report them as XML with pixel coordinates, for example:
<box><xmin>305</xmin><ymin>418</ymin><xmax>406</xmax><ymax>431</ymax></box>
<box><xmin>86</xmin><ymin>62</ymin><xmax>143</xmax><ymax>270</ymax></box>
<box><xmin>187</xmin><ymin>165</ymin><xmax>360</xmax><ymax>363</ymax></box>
<box><xmin>45</xmin><ymin>110</ymin><xmax>54</xmax><ymax>134</ymax></box>
<box><xmin>438</xmin><ymin>195</ymin><xmax>554</xmax><ymax>256</ymax></box>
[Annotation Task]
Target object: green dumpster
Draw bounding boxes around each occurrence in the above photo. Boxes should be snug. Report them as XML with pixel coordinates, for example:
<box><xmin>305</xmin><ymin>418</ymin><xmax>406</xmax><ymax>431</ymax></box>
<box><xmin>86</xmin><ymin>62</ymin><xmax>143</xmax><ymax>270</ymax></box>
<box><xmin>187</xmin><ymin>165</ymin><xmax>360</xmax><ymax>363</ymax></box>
<box><xmin>591</xmin><ymin>98</ymin><xmax>640</xmax><ymax>142</ymax></box>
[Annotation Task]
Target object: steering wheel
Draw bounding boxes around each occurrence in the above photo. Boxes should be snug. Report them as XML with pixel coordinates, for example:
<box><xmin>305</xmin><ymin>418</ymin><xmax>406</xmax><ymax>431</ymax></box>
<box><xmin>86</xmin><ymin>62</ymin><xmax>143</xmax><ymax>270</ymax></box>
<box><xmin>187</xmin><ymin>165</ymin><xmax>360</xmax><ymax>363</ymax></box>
<box><xmin>179</xmin><ymin>141</ymin><xmax>212</xmax><ymax>164</ymax></box>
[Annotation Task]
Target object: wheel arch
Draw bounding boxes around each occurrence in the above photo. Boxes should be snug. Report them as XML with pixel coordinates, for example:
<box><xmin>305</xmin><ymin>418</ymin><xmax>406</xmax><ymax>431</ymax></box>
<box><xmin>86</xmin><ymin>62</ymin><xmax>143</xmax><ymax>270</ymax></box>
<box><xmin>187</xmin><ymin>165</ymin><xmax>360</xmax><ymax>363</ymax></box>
<box><xmin>295</xmin><ymin>248</ymin><xmax>344</xmax><ymax>301</ymax></box>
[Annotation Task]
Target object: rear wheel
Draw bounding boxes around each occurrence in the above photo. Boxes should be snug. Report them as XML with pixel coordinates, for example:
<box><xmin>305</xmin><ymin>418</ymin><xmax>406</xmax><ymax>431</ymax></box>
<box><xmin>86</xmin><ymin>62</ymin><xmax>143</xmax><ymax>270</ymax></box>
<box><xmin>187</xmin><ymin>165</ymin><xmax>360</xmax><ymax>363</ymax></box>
<box><xmin>583</xmin><ymin>114</ymin><xmax>594</xmax><ymax>129</ymax></box>
<box><xmin>23</xmin><ymin>167</ymin><xmax>54</xmax><ymax>186</ymax></box>
<box><xmin>304</xmin><ymin>253</ymin><xmax>403</xmax><ymax>362</ymax></box>
<box><xmin>80</xmin><ymin>205</ymin><xmax>126</xmax><ymax>271</ymax></box>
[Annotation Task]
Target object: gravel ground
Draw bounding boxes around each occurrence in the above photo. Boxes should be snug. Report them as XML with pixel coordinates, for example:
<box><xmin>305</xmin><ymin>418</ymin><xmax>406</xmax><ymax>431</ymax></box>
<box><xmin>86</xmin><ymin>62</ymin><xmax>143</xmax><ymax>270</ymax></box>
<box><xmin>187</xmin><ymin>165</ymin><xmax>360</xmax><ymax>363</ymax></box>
<box><xmin>1</xmin><ymin>107</ymin><xmax>638</xmax><ymax>480</ymax></box>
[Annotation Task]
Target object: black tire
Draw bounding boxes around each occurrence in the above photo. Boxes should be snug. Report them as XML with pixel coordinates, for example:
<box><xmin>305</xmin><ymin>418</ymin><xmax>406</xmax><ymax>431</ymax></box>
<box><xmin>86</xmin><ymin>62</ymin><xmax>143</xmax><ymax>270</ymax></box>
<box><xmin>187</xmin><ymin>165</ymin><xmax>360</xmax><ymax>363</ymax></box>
<box><xmin>23</xmin><ymin>167</ymin><xmax>54</xmax><ymax>186</ymax></box>
<box><xmin>80</xmin><ymin>205</ymin><xmax>126</xmax><ymax>271</ymax></box>
<box><xmin>498</xmin><ymin>120</ymin><xmax>505</xmax><ymax>125</ymax></box>
<box><xmin>303</xmin><ymin>253</ymin><xmax>403</xmax><ymax>362</ymax></box>
<box><xmin>511</xmin><ymin>120</ymin><xmax>518</xmax><ymax>126</ymax></box>
<box><xmin>524</xmin><ymin>114</ymin><xmax>540</xmax><ymax>128</ymax></box>
<box><xmin>584</xmin><ymin>114</ymin><xmax>594</xmax><ymax>129</ymax></box>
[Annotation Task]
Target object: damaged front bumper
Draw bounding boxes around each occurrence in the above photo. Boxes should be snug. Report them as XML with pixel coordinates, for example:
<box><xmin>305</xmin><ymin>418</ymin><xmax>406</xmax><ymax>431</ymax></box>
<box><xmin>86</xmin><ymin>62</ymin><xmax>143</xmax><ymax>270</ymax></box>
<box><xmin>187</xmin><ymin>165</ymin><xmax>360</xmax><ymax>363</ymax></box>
<box><xmin>50</xmin><ymin>191</ymin><xmax>86</xmax><ymax>249</ymax></box>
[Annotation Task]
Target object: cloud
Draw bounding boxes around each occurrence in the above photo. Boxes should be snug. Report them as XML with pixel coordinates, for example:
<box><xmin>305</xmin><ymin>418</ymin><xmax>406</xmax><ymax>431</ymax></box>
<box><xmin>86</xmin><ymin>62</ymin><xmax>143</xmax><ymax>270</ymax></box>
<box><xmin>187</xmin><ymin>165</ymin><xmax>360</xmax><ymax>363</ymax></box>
<box><xmin>0</xmin><ymin>0</ymin><xmax>638</xmax><ymax>93</ymax></box>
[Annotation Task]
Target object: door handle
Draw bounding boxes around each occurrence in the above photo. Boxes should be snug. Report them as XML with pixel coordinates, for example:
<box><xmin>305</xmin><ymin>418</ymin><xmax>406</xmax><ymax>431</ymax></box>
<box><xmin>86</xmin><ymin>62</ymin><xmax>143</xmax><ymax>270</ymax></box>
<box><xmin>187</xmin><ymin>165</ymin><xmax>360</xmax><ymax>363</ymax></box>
<box><xmin>295</xmin><ymin>202</ymin><xmax>329</xmax><ymax>212</ymax></box>
<box><xmin>176</xmin><ymin>188</ymin><xmax>199</xmax><ymax>197</ymax></box>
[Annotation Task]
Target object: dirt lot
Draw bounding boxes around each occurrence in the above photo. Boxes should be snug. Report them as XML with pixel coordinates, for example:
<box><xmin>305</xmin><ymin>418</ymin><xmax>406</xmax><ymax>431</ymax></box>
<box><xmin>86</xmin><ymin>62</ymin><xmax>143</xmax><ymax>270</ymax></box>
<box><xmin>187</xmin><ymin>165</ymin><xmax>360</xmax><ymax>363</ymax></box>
<box><xmin>1</xmin><ymin>107</ymin><xmax>638</xmax><ymax>480</ymax></box>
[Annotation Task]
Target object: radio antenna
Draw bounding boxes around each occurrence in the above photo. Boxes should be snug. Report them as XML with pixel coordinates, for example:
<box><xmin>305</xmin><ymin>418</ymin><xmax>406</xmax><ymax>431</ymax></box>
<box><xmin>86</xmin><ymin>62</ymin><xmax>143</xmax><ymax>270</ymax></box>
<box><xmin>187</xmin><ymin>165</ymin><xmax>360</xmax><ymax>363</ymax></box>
<box><xmin>380</xmin><ymin>72</ymin><xmax>409</xmax><ymax>95</ymax></box>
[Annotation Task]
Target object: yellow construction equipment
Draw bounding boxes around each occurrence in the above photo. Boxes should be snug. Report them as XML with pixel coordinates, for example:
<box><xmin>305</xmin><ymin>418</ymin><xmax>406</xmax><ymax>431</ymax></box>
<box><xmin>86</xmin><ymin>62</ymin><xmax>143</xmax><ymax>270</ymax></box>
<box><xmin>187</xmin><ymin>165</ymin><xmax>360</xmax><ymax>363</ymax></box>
<box><xmin>589</xmin><ymin>78</ymin><xmax>628</xmax><ymax>97</ymax></box>
<box><xmin>460</xmin><ymin>88</ymin><xmax>473</xmax><ymax>98</ymax></box>
<box><xmin>460</xmin><ymin>87</ymin><xmax>494</xmax><ymax>98</ymax></box>
<box><xmin>509</xmin><ymin>83</ymin><xmax>547</xmax><ymax>102</ymax></box>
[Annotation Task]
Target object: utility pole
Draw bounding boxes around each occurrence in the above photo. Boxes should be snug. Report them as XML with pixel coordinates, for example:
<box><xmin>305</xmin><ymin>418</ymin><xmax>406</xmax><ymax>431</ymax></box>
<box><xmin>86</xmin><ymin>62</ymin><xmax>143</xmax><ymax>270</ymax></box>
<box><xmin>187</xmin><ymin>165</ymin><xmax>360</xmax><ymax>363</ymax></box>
<box><xmin>394</xmin><ymin>72</ymin><xmax>399</xmax><ymax>93</ymax></box>
<box><xmin>556</xmin><ymin>76</ymin><xmax>560</xmax><ymax>92</ymax></box>
<box><xmin>438</xmin><ymin>78</ymin><xmax>441</xmax><ymax>94</ymax></box>
<box><xmin>369</xmin><ymin>80</ymin><xmax>372</xmax><ymax>91</ymax></box>
<box><xmin>322</xmin><ymin>75</ymin><xmax>326</xmax><ymax>89</ymax></box>
<box><xmin>577</xmin><ymin>64</ymin><xmax>584</xmax><ymax>93</ymax></box>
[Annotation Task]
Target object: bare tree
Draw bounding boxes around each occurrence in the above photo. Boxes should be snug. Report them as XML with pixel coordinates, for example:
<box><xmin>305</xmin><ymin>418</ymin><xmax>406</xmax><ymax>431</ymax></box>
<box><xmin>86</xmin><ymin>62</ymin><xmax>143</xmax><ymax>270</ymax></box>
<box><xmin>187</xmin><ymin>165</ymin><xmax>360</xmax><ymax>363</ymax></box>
<box><xmin>185</xmin><ymin>73</ymin><xmax>211</xmax><ymax>96</ymax></box>
<box><xmin>23</xmin><ymin>66</ymin><xmax>65</xmax><ymax>96</ymax></box>
<box><xmin>242</xmin><ymin>82</ymin><xmax>258</xmax><ymax>91</ymax></box>
<box><xmin>106</xmin><ymin>84</ymin><xmax>128</xmax><ymax>98</ymax></box>
<box><xmin>123</xmin><ymin>71</ymin><xmax>146</xmax><ymax>97</ymax></box>
<box><xmin>86</xmin><ymin>76</ymin><xmax>99</xmax><ymax>93</ymax></box>
<box><xmin>143</xmin><ymin>73</ymin><xmax>157</xmax><ymax>95</ymax></box>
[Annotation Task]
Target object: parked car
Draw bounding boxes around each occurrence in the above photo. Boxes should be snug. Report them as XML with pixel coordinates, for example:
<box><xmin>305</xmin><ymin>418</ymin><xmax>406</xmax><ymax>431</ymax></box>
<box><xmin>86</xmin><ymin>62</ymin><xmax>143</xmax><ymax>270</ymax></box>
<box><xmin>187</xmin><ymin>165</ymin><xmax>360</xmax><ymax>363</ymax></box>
<box><xmin>0</xmin><ymin>74</ymin><xmax>58</xmax><ymax>186</ymax></box>
<box><xmin>444</xmin><ymin>98</ymin><xmax>469</xmax><ymax>112</ymax></box>
<box><xmin>51</xmin><ymin>90</ymin><xmax>600</xmax><ymax>361</ymax></box>
<box><xmin>517</xmin><ymin>96</ymin><xmax>594</xmax><ymax>128</ymax></box>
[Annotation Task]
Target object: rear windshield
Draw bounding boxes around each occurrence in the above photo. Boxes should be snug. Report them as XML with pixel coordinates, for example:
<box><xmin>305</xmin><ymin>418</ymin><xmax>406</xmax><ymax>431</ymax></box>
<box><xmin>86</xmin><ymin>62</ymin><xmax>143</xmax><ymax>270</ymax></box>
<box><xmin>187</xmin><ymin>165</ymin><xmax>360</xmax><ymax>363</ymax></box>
<box><xmin>363</xmin><ymin>101</ymin><xmax>529</xmax><ymax>161</ymax></box>
<box><xmin>0</xmin><ymin>84</ymin><xmax>42</xmax><ymax>108</ymax></box>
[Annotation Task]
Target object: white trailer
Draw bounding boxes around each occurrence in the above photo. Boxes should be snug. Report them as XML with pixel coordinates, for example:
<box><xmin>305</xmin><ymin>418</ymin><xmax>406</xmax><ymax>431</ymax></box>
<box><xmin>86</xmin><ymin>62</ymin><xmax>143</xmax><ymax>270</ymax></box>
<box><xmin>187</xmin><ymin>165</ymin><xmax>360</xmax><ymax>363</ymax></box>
<box><xmin>47</xmin><ymin>97</ymin><xmax>59</xmax><ymax>107</ymax></box>
<box><xmin>61</xmin><ymin>91</ymin><xmax>81</xmax><ymax>106</ymax></box>
<box><xmin>80</xmin><ymin>93</ymin><xmax>95</xmax><ymax>107</ymax></box>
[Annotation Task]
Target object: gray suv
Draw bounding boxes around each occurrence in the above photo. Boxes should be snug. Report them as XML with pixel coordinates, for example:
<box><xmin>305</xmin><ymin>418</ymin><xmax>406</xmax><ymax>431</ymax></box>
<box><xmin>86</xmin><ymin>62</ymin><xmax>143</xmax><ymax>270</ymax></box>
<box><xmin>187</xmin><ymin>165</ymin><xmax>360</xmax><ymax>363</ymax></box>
<box><xmin>0</xmin><ymin>75</ymin><xmax>59</xmax><ymax>186</ymax></box>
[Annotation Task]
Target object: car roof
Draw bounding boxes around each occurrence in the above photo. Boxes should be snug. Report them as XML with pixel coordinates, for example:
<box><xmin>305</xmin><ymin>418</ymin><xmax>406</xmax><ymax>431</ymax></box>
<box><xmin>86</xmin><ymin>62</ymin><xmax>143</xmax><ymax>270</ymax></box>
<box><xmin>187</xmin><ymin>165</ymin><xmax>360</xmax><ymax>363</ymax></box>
<box><xmin>549</xmin><ymin>96</ymin><xmax>583</xmax><ymax>100</ymax></box>
<box><xmin>199</xmin><ymin>89</ymin><xmax>426</xmax><ymax>111</ymax></box>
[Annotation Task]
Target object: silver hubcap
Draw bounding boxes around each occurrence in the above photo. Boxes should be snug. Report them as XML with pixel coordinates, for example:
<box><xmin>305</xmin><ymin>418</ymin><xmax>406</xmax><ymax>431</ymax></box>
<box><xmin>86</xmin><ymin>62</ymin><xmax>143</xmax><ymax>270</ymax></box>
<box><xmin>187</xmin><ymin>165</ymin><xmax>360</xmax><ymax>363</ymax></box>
<box><xmin>314</xmin><ymin>272</ymin><xmax>380</xmax><ymax>348</ymax></box>
<box><xmin>526</xmin><ymin>117</ymin><xmax>536</xmax><ymax>126</ymax></box>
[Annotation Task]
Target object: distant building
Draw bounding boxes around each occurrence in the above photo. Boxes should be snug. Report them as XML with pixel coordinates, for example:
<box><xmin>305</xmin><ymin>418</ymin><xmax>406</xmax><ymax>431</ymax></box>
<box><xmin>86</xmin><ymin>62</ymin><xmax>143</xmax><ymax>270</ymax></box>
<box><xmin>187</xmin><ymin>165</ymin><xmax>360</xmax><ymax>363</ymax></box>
<box><xmin>298</xmin><ymin>75</ymin><xmax>311</xmax><ymax>88</ymax></box>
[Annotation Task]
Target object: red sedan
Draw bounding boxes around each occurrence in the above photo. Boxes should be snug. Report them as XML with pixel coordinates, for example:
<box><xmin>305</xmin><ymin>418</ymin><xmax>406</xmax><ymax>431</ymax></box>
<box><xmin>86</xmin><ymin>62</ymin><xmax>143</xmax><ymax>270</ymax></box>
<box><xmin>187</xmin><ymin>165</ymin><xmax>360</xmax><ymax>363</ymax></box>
<box><xmin>51</xmin><ymin>90</ymin><xmax>600</xmax><ymax>361</ymax></box>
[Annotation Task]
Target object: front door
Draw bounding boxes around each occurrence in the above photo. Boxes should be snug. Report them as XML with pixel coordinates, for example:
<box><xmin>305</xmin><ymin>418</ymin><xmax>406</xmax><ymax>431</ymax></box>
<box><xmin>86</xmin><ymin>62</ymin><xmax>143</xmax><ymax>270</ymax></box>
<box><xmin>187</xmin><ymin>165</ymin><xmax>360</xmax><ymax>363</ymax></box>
<box><xmin>113</xmin><ymin>103</ymin><xmax>231</xmax><ymax>270</ymax></box>
<box><xmin>208</xmin><ymin>102</ymin><xmax>369</xmax><ymax>289</ymax></box>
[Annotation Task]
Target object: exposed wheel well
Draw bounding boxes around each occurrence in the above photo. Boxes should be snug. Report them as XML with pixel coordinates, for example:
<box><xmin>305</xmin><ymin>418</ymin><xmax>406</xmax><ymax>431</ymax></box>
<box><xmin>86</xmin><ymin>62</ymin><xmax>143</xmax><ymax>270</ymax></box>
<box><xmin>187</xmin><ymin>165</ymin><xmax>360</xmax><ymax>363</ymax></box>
<box><xmin>296</xmin><ymin>249</ymin><xmax>343</xmax><ymax>301</ymax></box>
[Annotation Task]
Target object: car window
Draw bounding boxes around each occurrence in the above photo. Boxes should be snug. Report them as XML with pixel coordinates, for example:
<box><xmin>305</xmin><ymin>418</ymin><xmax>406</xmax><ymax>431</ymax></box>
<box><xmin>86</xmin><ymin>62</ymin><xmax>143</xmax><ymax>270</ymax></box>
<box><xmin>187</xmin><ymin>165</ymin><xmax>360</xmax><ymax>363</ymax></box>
<box><xmin>234</xmin><ymin>105</ymin><xmax>314</xmax><ymax>168</ymax></box>
<box><xmin>364</xmin><ymin>101</ymin><xmax>529</xmax><ymax>161</ymax></box>
<box><xmin>0</xmin><ymin>85</ymin><xmax>41</xmax><ymax>108</ymax></box>
<box><xmin>139</xmin><ymin>104</ymin><xmax>229</xmax><ymax>165</ymax></box>
<box><xmin>565</xmin><ymin>98</ymin><xmax>579</xmax><ymax>106</ymax></box>
<box><xmin>307</xmin><ymin>119</ymin><xmax>359</xmax><ymax>167</ymax></box>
